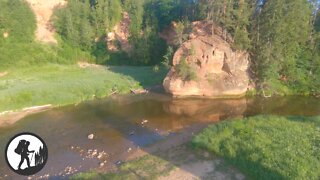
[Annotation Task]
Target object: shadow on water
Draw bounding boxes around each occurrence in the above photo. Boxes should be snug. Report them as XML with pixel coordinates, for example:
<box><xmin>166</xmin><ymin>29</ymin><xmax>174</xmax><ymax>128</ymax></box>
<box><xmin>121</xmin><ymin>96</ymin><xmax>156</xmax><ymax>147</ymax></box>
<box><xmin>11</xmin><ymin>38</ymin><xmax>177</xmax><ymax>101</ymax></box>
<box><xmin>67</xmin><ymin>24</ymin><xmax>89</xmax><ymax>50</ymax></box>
<box><xmin>0</xmin><ymin>93</ymin><xmax>319</xmax><ymax>179</ymax></box>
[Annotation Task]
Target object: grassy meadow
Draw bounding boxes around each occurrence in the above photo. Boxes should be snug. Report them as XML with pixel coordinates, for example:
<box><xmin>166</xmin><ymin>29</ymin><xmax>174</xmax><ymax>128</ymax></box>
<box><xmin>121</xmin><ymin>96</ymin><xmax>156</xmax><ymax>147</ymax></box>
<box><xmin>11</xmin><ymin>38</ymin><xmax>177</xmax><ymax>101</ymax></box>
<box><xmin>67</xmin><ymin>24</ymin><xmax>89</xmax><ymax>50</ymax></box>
<box><xmin>192</xmin><ymin>115</ymin><xmax>320</xmax><ymax>180</ymax></box>
<box><xmin>0</xmin><ymin>65</ymin><xmax>167</xmax><ymax>113</ymax></box>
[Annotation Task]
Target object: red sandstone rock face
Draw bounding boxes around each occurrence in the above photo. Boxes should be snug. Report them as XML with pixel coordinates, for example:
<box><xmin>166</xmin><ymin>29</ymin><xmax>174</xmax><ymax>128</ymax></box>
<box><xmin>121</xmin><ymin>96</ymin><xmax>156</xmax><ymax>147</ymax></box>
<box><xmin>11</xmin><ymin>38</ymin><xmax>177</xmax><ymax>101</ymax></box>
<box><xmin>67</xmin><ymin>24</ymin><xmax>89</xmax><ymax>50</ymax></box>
<box><xmin>107</xmin><ymin>12</ymin><xmax>131</xmax><ymax>53</ymax></box>
<box><xmin>163</xmin><ymin>21</ymin><xmax>250</xmax><ymax>97</ymax></box>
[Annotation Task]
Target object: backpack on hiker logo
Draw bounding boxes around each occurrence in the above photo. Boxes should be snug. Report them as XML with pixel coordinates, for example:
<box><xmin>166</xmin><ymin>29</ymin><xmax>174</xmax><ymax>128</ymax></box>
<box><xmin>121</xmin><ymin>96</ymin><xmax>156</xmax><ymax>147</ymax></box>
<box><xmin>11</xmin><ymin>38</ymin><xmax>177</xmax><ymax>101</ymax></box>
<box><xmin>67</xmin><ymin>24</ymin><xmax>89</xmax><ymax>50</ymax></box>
<box><xmin>15</xmin><ymin>139</ymin><xmax>26</xmax><ymax>155</ymax></box>
<box><xmin>5</xmin><ymin>132</ymin><xmax>48</xmax><ymax>176</ymax></box>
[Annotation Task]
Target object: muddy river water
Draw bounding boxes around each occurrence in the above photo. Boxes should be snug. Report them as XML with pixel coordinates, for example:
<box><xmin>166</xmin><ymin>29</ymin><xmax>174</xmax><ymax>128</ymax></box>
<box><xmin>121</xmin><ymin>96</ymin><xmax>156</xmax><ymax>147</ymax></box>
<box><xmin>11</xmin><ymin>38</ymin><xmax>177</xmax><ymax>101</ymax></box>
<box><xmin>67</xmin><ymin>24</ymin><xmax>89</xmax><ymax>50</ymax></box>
<box><xmin>0</xmin><ymin>93</ymin><xmax>319</xmax><ymax>179</ymax></box>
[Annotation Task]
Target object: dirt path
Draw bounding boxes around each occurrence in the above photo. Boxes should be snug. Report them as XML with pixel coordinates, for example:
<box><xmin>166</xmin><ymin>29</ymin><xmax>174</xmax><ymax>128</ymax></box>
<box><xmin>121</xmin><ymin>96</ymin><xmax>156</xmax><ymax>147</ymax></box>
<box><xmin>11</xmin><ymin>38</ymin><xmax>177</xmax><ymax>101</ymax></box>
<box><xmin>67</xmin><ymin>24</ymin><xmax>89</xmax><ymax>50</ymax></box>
<box><xmin>128</xmin><ymin>143</ymin><xmax>245</xmax><ymax>180</ymax></box>
<box><xmin>25</xmin><ymin>0</ymin><xmax>66</xmax><ymax>44</ymax></box>
<box><xmin>159</xmin><ymin>161</ymin><xmax>215</xmax><ymax>180</ymax></box>
<box><xmin>159</xmin><ymin>157</ymin><xmax>245</xmax><ymax>180</ymax></box>
<box><xmin>154</xmin><ymin>141</ymin><xmax>245</xmax><ymax>180</ymax></box>
<box><xmin>111</xmin><ymin>125</ymin><xmax>245</xmax><ymax>180</ymax></box>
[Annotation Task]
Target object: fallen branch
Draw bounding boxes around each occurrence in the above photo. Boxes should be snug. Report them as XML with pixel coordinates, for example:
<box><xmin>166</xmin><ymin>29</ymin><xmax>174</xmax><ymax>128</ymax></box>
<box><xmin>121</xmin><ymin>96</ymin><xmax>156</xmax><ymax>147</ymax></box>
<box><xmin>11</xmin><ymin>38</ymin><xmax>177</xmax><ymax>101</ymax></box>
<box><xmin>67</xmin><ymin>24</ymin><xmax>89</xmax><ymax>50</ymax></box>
<box><xmin>130</xmin><ymin>89</ymin><xmax>149</xmax><ymax>94</ymax></box>
<box><xmin>109</xmin><ymin>90</ymin><xmax>118</xmax><ymax>96</ymax></box>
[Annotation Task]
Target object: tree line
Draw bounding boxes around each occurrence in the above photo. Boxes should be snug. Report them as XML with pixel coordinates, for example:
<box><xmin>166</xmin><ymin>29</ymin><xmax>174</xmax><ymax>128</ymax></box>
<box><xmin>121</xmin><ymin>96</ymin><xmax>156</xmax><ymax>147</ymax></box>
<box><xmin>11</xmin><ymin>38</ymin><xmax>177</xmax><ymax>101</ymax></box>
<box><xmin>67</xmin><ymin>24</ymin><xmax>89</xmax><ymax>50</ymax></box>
<box><xmin>53</xmin><ymin>0</ymin><xmax>199</xmax><ymax>65</ymax></box>
<box><xmin>1</xmin><ymin>0</ymin><xmax>319</xmax><ymax>94</ymax></box>
<box><xmin>199</xmin><ymin>0</ymin><xmax>320</xmax><ymax>95</ymax></box>
<box><xmin>52</xmin><ymin>0</ymin><xmax>320</xmax><ymax>94</ymax></box>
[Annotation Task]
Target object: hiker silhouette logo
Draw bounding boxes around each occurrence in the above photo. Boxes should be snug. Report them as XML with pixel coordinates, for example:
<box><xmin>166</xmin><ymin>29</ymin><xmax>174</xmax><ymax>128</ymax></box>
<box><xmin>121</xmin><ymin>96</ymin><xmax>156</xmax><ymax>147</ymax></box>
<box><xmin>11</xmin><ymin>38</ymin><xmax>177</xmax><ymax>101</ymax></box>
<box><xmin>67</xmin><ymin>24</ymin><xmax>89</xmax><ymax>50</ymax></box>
<box><xmin>5</xmin><ymin>132</ymin><xmax>48</xmax><ymax>176</ymax></box>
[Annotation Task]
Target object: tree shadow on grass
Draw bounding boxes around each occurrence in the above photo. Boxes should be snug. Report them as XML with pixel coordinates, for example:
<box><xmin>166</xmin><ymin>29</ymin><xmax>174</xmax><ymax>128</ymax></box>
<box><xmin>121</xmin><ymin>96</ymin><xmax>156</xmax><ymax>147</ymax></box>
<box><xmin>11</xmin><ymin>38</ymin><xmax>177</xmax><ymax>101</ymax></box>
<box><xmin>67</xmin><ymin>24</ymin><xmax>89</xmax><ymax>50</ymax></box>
<box><xmin>286</xmin><ymin>115</ymin><xmax>320</xmax><ymax>126</ymax></box>
<box><xmin>224</xmin><ymin>152</ymin><xmax>285</xmax><ymax>180</ymax></box>
<box><xmin>108</xmin><ymin>66</ymin><xmax>168</xmax><ymax>88</ymax></box>
<box><xmin>191</xmin><ymin>142</ymin><xmax>286</xmax><ymax>180</ymax></box>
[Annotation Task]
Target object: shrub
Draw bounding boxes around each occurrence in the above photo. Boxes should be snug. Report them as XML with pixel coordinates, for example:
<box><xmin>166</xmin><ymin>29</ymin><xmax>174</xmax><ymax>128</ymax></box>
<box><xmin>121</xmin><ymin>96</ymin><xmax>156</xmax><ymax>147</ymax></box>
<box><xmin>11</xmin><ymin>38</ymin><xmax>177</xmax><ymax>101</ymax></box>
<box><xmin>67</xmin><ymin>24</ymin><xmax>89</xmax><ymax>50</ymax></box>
<box><xmin>175</xmin><ymin>58</ymin><xmax>197</xmax><ymax>81</ymax></box>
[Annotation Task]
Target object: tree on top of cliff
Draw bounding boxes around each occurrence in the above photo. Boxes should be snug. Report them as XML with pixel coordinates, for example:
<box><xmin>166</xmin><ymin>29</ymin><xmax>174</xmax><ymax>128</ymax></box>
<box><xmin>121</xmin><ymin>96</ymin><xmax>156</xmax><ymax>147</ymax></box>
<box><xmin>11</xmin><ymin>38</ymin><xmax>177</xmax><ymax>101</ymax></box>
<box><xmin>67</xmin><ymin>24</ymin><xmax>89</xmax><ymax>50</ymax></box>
<box><xmin>199</xmin><ymin>0</ymin><xmax>254</xmax><ymax>51</ymax></box>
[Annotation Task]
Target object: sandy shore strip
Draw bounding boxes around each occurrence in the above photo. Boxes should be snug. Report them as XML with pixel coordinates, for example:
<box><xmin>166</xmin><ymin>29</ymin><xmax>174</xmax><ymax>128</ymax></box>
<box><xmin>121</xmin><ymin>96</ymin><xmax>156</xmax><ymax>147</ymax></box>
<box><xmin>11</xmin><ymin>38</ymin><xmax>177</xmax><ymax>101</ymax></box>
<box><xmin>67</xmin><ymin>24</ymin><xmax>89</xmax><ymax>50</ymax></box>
<box><xmin>0</xmin><ymin>105</ymin><xmax>52</xmax><ymax>127</ymax></box>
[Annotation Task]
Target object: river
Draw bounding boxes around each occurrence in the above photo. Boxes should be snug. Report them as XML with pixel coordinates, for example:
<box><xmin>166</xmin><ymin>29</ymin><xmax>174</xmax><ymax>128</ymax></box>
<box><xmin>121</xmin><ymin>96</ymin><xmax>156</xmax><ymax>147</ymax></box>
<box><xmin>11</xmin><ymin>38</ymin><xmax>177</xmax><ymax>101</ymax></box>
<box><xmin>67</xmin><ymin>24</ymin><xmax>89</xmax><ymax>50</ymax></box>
<box><xmin>0</xmin><ymin>93</ymin><xmax>319</xmax><ymax>179</ymax></box>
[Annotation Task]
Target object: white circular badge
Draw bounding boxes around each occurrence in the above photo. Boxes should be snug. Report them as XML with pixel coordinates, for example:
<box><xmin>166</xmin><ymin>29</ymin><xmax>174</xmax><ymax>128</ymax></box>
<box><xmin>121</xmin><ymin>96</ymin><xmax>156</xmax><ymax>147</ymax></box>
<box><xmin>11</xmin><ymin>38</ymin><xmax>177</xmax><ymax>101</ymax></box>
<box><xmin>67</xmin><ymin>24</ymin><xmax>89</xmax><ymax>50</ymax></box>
<box><xmin>5</xmin><ymin>132</ymin><xmax>48</xmax><ymax>176</ymax></box>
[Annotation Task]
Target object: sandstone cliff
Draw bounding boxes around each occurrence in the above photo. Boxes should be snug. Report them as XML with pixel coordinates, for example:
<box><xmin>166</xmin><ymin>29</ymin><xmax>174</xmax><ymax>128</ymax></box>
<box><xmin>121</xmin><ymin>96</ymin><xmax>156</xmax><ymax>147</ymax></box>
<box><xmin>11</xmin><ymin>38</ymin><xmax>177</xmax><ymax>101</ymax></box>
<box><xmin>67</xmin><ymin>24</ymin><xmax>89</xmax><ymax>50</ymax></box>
<box><xmin>25</xmin><ymin>0</ymin><xmax>66</xmax><ymax>44</ymax></box>
<box><xmin>163</xmin><ymin>21</ymin><xmax>250</xmax><ymax>97</ymax></box>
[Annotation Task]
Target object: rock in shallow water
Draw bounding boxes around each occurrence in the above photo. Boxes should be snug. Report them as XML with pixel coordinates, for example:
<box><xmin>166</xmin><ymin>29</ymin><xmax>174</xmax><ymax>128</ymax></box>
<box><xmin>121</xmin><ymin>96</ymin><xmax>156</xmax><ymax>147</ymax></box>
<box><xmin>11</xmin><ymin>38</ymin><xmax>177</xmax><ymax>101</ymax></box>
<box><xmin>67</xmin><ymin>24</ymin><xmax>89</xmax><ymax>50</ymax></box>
<box><xmin>87</xmin><ymin>134</ymin><xmax>94</xmax><ymax>140</ymax></box>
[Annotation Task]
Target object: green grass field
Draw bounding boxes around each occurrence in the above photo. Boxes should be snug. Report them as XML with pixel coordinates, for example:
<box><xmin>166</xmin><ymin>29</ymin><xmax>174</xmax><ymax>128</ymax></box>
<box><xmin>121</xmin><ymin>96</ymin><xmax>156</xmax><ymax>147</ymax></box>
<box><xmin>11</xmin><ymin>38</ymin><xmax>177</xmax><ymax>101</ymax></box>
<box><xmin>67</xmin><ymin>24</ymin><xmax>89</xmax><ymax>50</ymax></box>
<box><xmin>0</xmin><ymin>65</ymin><xmax>167</xmax><ymax>113</ymax></box>
<box><xmin>192</xmin><ymin>115</ymin><xmax>320</xmax><ymax>180</ymax></box>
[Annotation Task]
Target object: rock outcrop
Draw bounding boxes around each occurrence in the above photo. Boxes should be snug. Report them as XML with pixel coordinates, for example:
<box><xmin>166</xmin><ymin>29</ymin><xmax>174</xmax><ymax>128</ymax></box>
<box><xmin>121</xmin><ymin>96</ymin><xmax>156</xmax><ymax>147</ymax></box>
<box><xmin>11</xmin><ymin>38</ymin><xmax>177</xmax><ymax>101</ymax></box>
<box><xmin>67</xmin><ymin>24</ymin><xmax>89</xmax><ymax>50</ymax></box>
<box><xmin>163</xmin><ymin>21</ymin><xmax>250</xmax><ymax>97</ymax></box>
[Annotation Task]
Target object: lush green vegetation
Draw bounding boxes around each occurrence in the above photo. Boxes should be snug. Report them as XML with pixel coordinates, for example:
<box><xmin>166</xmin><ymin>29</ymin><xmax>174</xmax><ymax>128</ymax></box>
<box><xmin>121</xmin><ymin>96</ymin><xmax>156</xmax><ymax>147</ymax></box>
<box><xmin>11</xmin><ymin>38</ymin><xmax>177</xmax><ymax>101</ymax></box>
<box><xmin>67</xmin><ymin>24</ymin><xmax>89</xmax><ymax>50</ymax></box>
<box><xmin>199</xmin><ymin>0</ymin><xmax>320</xmax><ymax>95</ymax></box>
<box><xmin>175</xmin><ymin>58</ymin><xmax>197</xmax><ymax>81</ymax></box>
<box><xmin>0</xmin><ymin>0</ymin><xmax>171</xmax><ymax>113</ymax></box>
<box><xmin>53</xmin><ymin>0</ymin><xmax>202</xmax><ymax>66</ymax></box>
<box><xmin>54</xmin><ymin>0</ymin><xmax>122</xmax><ymax>50</ymax></box>
<box><xmin>1</xmin><ymin>0</ymin><xmax>320</xmax><ymax>114</ymax></box>
<box><xmin>0</xmin><ymin>0</ymin><xmax>35</xmax><ymax>42</ymax></box>
<box><xmin>251</xmin><ymin>0</ymin><xmax>320</xmax><ymax>95</ymax></box>
<box><xmin>198</xmin><ymin>0</ymin><xmax>252</xmax><ymax>50</ymax></box>
<box><xmin>192</xmin><ymin>115</ymin><xmax>320</xmax><ymax>180</ymax></box>
<box><xmin>0</xmin><ymin>0</ymin><xmax>199</xmax><ymax>68</ymax></box>
<box><xmin>71</xmin><ymin>154</ymin><xmax>175</xmax><ymax>180</ymax></box>
<box><xmin>0</xmin><ymin>65</ymin><xmax>167</xmax><ymax>112</ymax></box>
<box><xmin>3</xmin><ymin>0</ymin><xmax>318</xmax><ymax>94</ymax></box>
<box><xmin>0</xmin><ymin>0</ymin><xmax>93</xmax><ymax>70</ymax></box>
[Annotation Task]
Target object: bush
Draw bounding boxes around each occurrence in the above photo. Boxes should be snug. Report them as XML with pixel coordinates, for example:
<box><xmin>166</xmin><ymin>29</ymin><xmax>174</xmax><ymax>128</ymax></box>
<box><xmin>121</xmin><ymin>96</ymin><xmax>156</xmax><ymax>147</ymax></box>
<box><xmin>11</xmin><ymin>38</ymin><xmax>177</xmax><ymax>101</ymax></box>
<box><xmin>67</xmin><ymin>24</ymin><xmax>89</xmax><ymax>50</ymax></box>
<box><xmin>175</xmin><ymin>58</ymin><xmax>197</xmax><ymax>81</ymax></box>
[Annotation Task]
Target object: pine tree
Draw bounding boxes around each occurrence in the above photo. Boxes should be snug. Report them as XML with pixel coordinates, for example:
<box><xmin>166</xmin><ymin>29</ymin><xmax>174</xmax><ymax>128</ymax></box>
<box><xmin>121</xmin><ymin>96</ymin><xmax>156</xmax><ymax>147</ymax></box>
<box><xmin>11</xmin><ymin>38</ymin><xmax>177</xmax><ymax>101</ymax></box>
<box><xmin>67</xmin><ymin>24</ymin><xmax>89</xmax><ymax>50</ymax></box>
<box><xmin>200</xmin><ymin>0</ymin><xmax>254</xmax><ymax>50</ymax></box>
<box><xmin>252</xmin><ymin>0</ymin><xmax>313</xmax><ymax>93</ymax></box>
<box><xmin>54</xmin><ymin>0</ymin><xmax>122</xmax><ymax>50</ymax></box>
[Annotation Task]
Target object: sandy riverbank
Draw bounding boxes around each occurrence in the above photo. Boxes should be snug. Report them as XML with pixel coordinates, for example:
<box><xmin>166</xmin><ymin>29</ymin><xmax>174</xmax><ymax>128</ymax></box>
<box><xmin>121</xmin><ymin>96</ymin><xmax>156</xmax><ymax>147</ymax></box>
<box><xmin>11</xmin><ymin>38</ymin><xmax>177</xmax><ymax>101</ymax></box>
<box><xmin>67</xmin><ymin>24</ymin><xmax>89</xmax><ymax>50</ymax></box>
<box><xmin>0</xmin><ymin>105</ymin><xmax>52</xmax><ymax>127</ymax></box>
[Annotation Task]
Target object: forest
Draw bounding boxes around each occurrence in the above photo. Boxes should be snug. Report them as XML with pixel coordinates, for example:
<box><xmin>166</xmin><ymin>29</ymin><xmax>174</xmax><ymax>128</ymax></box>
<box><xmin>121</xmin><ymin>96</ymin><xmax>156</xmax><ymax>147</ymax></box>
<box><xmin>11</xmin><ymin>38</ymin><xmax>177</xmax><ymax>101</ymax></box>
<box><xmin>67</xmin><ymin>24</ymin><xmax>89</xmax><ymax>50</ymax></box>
<box><xmin>51</xmin><ymin>0</ymin><xmax>320</xmax><ymax>95</ymax></box>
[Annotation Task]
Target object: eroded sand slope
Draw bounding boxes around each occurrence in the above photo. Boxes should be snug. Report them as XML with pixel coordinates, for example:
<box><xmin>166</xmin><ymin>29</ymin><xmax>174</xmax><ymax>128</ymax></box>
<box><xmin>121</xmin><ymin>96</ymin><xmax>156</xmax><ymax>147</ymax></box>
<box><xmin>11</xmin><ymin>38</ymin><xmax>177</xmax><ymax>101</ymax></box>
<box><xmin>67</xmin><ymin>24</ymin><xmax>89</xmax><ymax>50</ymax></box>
<box><xmin>25</xmin><ymin>0</ymin><xmax>66</xmax><ymax>44</ymax></box>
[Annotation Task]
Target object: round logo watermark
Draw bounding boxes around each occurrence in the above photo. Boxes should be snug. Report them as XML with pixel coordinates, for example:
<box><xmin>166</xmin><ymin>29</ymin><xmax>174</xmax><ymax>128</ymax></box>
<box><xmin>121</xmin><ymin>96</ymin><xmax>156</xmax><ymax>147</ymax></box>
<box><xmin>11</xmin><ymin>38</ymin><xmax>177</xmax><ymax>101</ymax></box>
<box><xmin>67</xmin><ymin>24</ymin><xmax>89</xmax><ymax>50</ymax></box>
<box><xmin>5</xmin><ymin>132</ymin><xmax>48</xmax><ymax>176</ymax></box>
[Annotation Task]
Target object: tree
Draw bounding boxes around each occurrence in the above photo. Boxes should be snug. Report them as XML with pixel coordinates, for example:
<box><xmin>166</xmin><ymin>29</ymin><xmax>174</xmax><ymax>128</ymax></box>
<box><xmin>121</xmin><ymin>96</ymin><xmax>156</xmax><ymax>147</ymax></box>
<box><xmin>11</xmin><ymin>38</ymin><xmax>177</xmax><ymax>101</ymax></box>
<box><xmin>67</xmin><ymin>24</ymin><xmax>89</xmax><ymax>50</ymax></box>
<box><xmin>0</xmin><ymin>0</ymin><xmax>36</xmax><ymax>42</ymax></box>
<box><xmin>200</xmin><ymin>0</ymin><xmax>254</xmax><ymax>50</ymax></box>
<box><xmin>123</xmin><ymin>0</ymin><xmax>144</xmax><ymax>37</ymax></box>
<box><xmin>54</xmin><ymin>0</ymin><xmax>122</xmax><ymax>50</ymax></box>
<box><xmin>252</xmin><ymin>0</ymin><xmax>313</xmax><ymax>93</ymax></box>
<box><xmin>311</xmin><ymin>7</ymin><xmax>320</xmax><ymax>93</ymax></box>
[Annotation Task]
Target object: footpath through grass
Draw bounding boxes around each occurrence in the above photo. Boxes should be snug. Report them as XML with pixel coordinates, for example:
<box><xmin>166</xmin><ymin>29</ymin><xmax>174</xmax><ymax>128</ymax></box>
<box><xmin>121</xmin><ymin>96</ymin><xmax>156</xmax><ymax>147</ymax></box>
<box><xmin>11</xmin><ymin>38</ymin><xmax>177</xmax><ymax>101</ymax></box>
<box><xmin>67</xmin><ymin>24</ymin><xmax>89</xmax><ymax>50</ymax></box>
<box><xmin>192</xmin><ymin>115</ymin><xmax>320</xmax><ymax>180</ymax></box>
<box><xmin>0</xmin><ymin>65</ymin><xmax>167</xmax><ymax>113</ymax></box>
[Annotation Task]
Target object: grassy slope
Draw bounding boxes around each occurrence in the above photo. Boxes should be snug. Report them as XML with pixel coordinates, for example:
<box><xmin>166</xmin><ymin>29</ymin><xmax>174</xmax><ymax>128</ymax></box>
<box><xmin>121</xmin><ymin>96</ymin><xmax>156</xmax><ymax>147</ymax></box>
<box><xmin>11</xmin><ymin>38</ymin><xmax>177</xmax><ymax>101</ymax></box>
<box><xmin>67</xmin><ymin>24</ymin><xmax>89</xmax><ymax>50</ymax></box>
<box><xmin>0</xmin><ymin>65</ymin><xmax>167</xmax><ymax>113</ymax></box>
<box><xmin>192</xmin><ymin>115</ymin><xmax>320</xmax><ymax>180</ymax></box>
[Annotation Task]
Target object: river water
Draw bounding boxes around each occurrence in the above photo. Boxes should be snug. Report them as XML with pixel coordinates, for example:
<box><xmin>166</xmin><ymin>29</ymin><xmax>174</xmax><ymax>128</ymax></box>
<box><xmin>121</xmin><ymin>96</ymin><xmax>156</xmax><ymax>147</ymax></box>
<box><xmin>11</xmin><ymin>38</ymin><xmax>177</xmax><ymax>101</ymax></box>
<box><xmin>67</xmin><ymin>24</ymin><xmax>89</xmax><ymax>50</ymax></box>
<box><xmin>0</xmin><ymin>93</ymin><xmax>319</xmax><ymax>179</ymax></box>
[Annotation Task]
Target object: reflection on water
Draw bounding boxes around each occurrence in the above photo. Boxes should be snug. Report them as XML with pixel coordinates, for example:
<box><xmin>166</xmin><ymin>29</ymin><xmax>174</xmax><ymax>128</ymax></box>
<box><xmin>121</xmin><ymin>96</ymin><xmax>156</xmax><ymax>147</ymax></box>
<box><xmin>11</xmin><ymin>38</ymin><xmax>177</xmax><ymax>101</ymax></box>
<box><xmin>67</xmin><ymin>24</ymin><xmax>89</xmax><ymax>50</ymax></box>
<box><xmin>0</xmin><ymin>93</ymin><xmax>319</xmax><ymax>179</ymax></box>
